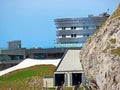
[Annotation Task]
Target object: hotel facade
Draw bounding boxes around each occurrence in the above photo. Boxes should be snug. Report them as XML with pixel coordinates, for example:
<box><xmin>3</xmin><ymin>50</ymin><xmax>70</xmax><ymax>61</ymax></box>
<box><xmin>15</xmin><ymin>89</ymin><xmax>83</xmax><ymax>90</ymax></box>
<box><xmin>54</xmin><ymin>12</ymin><xmax>109</xmax><ymax>48</ymax></box>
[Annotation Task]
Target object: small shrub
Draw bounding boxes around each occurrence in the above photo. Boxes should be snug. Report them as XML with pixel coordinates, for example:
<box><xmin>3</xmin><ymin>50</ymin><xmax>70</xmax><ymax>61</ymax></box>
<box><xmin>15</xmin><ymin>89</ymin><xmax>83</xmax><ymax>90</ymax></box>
<box><xmin>111</xmin><ymin>47</ymin><xmax>120</xmax><ymax>56</ymax></box>
<box><xmin>111</xmin><ymin>66</ymin><xmax>115</xmax><ymax>71</ymax></box>
<box><xmin>110</xmin><ymin>46</ymin><xmax>115</xmax><ymax>49</ymax></box>
<box><xmin>110</xmin><ymin>38</ymin><xmax>116</xmax><ymax>44</ymax></box>
<box><xmin>103</xmin><ymin>48</ymin><xmax>107</xmax><ymax>53</ymax></box>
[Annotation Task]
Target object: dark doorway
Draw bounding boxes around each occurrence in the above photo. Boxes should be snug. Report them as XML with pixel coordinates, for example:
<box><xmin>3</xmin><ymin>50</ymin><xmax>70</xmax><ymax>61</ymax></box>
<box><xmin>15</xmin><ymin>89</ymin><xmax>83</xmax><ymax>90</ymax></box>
<box><xmin>72</xmin><ymin>73</ymin><xmax>82</xmax><ymax>85</ymax></box>
<box><xmin>54</xmin><ymin>74</ymin><xmax>65</xmax><ymax>86</ymax></box>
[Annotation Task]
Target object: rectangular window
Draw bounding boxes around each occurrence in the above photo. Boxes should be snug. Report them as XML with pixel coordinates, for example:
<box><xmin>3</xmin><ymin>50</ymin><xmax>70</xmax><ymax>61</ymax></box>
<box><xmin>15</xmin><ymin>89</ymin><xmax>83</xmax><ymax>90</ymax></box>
<box><xmin>71</xmin><ymin>27</ymin><xmax>76</xmax><ymax>30</ymax></box>
<box><xmin>62</xmin><ymin>35</ymin><xmax>66</xmax><ymax>38</ymax></box>
<box><xmin>72</xmin><ymin>73</ymin><xmax>82</xmax><ymax>85</ymax></box>
<box><xmin>83</xmin><ymin>26</ymin><xmax>89</xmax><ymax>29</ymax></box>
<box><xmin>54</xmin><ymin>74</ymin><xmax>65</xmax><ymax>86</ymax></box>
<box><xmin>83</xmin><ymin>34</ymin><xmax>90</xmax><ymax>37</ymax></box>
<box><xmin>73</xmin><ymin>27</ymin><xmax>76</xmax><ymax>30</ymax></box>
<box><xmin>62</xmin><ymin>27</ymin><xmax>66</xmax><ymax>30</ymax></box>
<box><xmin>71</xmin><ymin>34</ymin><xmax>76</xmax><ymax>38</ymax></box>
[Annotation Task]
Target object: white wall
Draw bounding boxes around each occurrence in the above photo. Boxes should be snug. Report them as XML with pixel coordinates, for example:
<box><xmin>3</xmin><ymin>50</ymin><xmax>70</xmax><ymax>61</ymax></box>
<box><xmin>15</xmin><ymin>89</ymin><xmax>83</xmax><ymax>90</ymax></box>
<box><xmin>43</xmin><ymin>77</ymin><xmax>54</xmax><ymax>88</ymax></box>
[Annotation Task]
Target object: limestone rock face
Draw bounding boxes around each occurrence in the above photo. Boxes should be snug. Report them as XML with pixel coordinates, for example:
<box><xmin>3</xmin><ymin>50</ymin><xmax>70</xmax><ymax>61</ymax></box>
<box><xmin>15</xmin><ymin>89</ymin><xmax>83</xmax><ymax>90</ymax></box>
<box><xmin>80</xmin><ymin>4</ymin><xmax>120</xmax><ymax>90</ymax></box>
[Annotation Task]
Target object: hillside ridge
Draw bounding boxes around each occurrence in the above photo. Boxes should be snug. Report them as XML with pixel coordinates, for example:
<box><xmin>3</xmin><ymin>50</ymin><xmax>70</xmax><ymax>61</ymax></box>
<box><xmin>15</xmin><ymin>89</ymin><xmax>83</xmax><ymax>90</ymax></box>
<box><xmin>80</xmin><ymin>3</ymin><xmax>120</xmax><ymax>90</ymax></box>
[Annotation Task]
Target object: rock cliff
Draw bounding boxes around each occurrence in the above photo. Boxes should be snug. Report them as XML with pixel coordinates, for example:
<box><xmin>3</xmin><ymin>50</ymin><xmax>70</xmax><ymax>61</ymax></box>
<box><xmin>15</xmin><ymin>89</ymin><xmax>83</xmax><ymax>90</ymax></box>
<box><xmin>80</xmin><ymin>3</ymin><xmax>120</xmax><ymax>90</ymax></box>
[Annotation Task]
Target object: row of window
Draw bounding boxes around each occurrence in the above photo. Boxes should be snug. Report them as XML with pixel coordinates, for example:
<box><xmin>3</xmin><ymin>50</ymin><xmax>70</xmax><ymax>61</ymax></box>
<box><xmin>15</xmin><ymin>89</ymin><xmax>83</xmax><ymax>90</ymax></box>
<box><xmin>57</xmin><ymin>26</ymin><xmax>99</xmax><ymax>30</ymax></box>
<box><xmin>61</xmin><ymin>27</ymin><xmax>76</xmax><ymax>30</ymax></box>
<box><xmin>54</xmin><ymin>43</ymin><xmax>85</xmax><ymax>48</ymax></box>
<box><xmin>58</xmin><ymin>34</ymin><xmax>90</xmax><ymax>38</ymax></box>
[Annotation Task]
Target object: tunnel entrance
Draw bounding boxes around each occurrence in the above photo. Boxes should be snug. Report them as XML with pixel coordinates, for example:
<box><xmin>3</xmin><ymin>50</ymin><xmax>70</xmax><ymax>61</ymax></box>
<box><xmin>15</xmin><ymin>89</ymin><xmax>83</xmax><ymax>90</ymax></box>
<box><xmin>72</xmin><ymin>73</ymin><xmax>82</xmax><ymax>85</ymax></box>
<box><xmin>54</xmin><ymin>74</ymin><xmax>65</xmax><ymax>86</ymax></box>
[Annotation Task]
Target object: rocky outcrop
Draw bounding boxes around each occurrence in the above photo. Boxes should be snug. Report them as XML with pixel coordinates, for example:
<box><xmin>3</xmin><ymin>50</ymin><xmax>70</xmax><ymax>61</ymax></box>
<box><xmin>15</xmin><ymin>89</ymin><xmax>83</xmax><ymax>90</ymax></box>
<box><xmin>26</xmin><ymin>77</ymin><xmax>43</xmax><ymax>89</ymax></box>
<box><xmin>80</xmin><ymin>4</ymin><xmax>120</xmax><ymax>90</ymax></box>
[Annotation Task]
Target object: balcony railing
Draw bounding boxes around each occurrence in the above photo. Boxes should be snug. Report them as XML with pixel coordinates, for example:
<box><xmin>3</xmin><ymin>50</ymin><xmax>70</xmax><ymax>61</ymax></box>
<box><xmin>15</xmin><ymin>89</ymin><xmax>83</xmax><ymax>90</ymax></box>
<box><xmin>56</xmin><ymin>29</ymin><xmax>96</xmax><ymax>36</ymax></box>
<box><xmin>56</xmin><ymin>37</ymin><xmax>88</xmax><ymax>43</ymax></box>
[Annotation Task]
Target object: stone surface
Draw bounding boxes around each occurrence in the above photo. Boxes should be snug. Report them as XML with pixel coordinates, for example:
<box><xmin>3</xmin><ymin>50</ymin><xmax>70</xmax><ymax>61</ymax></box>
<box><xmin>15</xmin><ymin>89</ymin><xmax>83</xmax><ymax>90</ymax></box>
<box><xmin>80</xmin><ymin>4</ymin><xmax>120</xmax><ymax>90</ymax></box>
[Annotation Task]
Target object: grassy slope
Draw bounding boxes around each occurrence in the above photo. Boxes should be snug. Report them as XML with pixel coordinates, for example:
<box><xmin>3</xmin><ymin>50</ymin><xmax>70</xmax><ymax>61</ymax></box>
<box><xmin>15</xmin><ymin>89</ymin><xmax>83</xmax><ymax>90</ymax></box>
<box><xmin>86</xmin><ymin>3</ymin><xmax>120</xmax><ymax>46</ymax></box>
<box><xmin>109</xmin><ymin>3</ymin><xmax>120</xmax><ymax>20</ymax></box>
<box><xmin>109</xmin><ymin>3</ymin><xmax>120</xmax><ymax>56</ymax></box>
<box><xmin>0</xmin><ymin>65</ymin><xmax>55</xmax><ymax>90</ymax></box>
<box><xmin>92</xmin><ymin>3</ymin><xmax>120</xmax><ymax>38</ymax></box>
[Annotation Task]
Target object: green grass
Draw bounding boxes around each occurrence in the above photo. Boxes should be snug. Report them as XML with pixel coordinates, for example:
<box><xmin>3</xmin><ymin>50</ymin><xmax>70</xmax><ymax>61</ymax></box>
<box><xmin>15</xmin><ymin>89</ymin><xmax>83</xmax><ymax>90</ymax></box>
<box><xmin>0</xmin><ymin>65</ymin><xmax>84</xmax><ymax>90</ymax></box>
<box><xmin>0</xmin><ymin>65</ymin><xmax>56</xmax><ymax>90</ymax></box>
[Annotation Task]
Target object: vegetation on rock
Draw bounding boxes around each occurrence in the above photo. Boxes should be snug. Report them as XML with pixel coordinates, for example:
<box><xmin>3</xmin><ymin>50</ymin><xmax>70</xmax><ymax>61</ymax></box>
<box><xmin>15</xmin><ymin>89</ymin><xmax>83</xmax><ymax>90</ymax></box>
<box><xmin>110</xmin><ymin>38</ymin><xmax>116</xmax><ymax>44</ymax></box>
<box><xmin>80</xmin><ymin>3</ymin><xmax>120</xmax><ymax>90</ymax></box>
<box><xmin>111</xmin><ymin>47</ymin><xmax>120</xmax><ymax>56</ymax></box>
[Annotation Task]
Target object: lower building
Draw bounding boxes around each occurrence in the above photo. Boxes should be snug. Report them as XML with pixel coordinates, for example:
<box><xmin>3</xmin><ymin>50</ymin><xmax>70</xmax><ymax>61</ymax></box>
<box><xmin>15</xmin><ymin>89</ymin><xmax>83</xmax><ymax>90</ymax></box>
<box><xmin>0</xmin><ymin>47</ymin><xmax>67</xmax><ymax>70</ymax></box>
<box><xmin>53</xmin><ymin>49</ymin><xmax>86</xmax><ymax>89</ymax></box>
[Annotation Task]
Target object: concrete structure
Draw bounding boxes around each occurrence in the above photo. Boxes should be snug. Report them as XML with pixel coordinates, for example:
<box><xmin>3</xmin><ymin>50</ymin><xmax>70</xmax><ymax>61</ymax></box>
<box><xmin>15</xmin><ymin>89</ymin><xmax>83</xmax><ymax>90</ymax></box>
<box><xmin>0</xmin><ymin>60</ymin><xmax>22</xmax><ymax>71</ymax></box>
<box><xmin>27</xmin><ymin>48</ymin><xmax>67</xmax><ymax>59</ymax></box>
<box><xmin>43</xmin><ymin>77</ymin><xmax>54</xmax><ymax>89</ymax></box>
<box><xmin>54</xmin><ymin>12</ymin><xmax>109</xmax><ymax>48</ymax></box>
<box><xmin>8</xmin><ymin>40</ymin><xmax>21</xmax><ymax>50</ymax></box>
<box><xmin>1</xmin><ymin>48</ymin><xmax>26</xmax><ymax>60</ymax></box>
<box><xmin>54</xmin><ymin>49</ymin><xmax>85</xmax><ymax>89</ymax></box>
<box><xmin>0</xmin><ymin>47</ymin><xmax>67</xmax><ymax>70</ymax></box>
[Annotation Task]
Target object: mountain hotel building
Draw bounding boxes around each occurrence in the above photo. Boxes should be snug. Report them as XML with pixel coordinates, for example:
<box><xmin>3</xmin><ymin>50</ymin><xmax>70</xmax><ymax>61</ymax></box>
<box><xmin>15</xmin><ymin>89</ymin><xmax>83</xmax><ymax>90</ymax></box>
<box><xmin>54</xmin><ymin>12</ymin><xmax>109</xmax><ymax>48</ymax></box>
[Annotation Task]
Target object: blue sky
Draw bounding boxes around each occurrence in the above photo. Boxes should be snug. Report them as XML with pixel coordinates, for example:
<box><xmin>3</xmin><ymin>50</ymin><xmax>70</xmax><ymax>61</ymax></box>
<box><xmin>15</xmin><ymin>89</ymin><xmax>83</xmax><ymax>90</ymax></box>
<box><xmin>0</xmin><ymin>0</ymin><xmax>119</xmax><ymax>48</ymax></box>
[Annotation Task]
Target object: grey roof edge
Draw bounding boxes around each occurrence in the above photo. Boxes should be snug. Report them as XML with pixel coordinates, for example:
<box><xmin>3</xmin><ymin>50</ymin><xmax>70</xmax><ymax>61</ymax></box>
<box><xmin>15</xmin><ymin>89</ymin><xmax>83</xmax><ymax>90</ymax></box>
<box><xmin>54</xmin><ymin>70</ymin><xmax>83</xmax><ymax>73</ymax></box>
<box><xmin>54</xmin><ymin>48</ymin><xmax>68</xmax><ymax>72</ymax></box>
